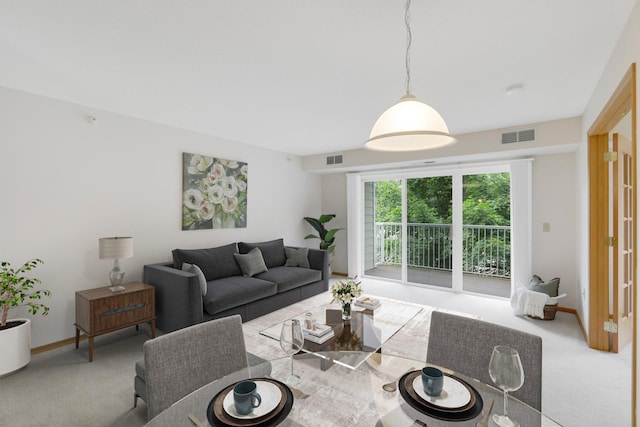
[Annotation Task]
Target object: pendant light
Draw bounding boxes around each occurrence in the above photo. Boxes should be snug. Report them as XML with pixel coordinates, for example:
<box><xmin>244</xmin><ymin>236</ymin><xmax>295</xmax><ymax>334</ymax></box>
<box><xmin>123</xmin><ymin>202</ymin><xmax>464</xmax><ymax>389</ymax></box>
<box><xmin>364</xmin><ymin>0</ymin><xmax>456</xmax><ymax>152</ymax></box>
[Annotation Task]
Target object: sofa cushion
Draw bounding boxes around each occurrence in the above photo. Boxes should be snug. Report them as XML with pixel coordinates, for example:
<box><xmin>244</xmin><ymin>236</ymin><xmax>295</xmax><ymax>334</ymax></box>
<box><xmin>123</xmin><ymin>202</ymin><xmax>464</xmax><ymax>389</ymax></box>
<box><xmin>255</xmin><ymin>266</ymin><xmax>322</xmax><ymax>293</ymax></box>
<box><xmin>234</xmin><ymin>248</ymin><xmax>268</xmax><ymax>277</ymax></box>
<box><xmin>203</xmin><ymin>276</ymin><xmax>278</xmax><ymax>315</ymax></box>
<box><xmin>284</xmin><ymin>247</ymin><xmax>310</xmax><ymax>268</ymax></box>
<box><xmin>172</xmin><ymin>243</ymin><xmax>241</xmax><ymax>281</ymax></box>
<box><xmin>238</xmin><ymin>239</ymin><xmax>286</xmax><ymax>269</ymax></box>
<box><xmin>181</xmin><ymin>262</ymin><xmax>208</xmax><ymax>296</ymax></box>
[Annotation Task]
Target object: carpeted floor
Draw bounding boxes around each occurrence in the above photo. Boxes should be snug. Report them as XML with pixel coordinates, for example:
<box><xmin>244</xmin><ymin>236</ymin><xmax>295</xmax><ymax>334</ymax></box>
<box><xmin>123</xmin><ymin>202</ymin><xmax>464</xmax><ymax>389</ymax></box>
<box><xmin>0</xmin><ymin>279</ymin><xmax>631</xmax><ymax>427</ymax></box>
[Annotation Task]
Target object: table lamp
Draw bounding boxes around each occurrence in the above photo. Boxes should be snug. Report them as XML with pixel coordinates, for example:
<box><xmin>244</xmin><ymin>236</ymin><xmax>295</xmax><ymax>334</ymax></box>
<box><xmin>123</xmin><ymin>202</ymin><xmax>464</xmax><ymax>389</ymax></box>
<box><xmin>99</xmin><ymin>236</ymin><xmax>133</xmax><ymax>292</ymax></box>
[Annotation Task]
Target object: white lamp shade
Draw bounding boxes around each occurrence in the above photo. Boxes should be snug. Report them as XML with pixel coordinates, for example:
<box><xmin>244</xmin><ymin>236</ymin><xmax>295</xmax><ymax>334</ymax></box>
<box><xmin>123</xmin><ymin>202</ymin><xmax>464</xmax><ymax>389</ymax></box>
<box><xmin>99</xmin><ymin>237</ymin><xmax>133</xmax><ymax>259</ymax></box>
<box><xmin>365</xmin><ymin>94</ymin><xmax>457</xmax><ymax>151</ymax></box>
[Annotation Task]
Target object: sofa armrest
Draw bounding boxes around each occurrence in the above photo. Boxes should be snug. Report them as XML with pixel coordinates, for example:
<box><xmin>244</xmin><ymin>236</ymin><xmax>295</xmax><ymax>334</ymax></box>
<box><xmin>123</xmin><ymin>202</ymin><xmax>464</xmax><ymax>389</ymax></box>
<box><xmin>143</xmin><ymin>262</ymin><xmax>204</xmax><ymax>333</ymax></box>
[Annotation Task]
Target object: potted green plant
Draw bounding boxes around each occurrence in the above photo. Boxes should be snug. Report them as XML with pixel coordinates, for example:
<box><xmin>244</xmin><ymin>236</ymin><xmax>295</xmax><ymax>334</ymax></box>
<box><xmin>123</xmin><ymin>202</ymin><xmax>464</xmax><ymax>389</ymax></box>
<box><xmin>304</xmin><ymin>214</ymin><xmax>343</xmax><ymax>275</ymax></box>
<box><xmin>1</xmin><ymin>259</ymin><xmax>51</xmax><ymax>376</ymax></box>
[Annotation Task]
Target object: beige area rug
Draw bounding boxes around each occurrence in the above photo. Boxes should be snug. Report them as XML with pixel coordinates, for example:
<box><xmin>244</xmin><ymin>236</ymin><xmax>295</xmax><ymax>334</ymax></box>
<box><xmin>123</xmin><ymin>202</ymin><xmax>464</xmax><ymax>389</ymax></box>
<box><xmin>242</xmin><ymin>292</ymin><xmax>479</xmax><ymax>363</ymax></box>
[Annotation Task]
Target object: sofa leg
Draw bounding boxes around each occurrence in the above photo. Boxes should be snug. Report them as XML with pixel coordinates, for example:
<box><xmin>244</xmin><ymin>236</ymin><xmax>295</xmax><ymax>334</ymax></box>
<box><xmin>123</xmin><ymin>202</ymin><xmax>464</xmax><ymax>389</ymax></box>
<box><xmin>134</xmin><ymin>392</ymin><xmax>139</xmax><ymax>408</ymax></box>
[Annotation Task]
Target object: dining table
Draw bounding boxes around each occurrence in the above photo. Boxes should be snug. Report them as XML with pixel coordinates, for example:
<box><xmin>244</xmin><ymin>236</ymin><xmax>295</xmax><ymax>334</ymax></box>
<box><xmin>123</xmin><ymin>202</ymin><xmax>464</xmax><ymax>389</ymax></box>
<box><xmin>144</xmin><ymin>352</ymin><xmax>562</xmax><ymax>427</ymax></box>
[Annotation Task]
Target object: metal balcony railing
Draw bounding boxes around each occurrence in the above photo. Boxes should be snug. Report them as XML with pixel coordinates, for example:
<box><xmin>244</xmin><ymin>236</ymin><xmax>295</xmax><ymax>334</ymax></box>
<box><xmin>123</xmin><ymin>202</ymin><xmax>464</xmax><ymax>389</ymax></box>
<box><xmin>374</xmin><ymin>222</ymin><xmax>511</xmax><ymax>278</ymax></box>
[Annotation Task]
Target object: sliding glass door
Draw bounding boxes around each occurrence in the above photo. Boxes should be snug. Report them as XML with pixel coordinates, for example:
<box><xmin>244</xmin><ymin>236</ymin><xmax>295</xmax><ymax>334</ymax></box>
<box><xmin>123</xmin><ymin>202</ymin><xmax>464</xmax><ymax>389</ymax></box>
<box><xmin>356</xmin><ymin>165</ymin><xmax>519</xmax><ymax>297</ymax></box>
<box><xmin>406</xmin><ymin>176</ymin><xmax>453</xmax><ymax>289</ymax></box>
<box><xmin>364</xmin><ymin>179</ymin><xmax>402</xmax><ymax>281</ymax></box>
<box><xmin>461</xmin><ymin>173</ymin><xmax>511</xmax><ymax>297</ymax></box>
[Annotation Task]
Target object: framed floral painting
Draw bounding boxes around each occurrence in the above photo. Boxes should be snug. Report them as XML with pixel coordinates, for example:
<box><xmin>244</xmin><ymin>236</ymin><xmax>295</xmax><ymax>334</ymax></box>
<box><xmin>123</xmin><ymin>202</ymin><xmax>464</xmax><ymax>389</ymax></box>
<box><xmin>182</xmin><ymin>152</ymin><xmax>248</xmax><ymax>230</ymax></box>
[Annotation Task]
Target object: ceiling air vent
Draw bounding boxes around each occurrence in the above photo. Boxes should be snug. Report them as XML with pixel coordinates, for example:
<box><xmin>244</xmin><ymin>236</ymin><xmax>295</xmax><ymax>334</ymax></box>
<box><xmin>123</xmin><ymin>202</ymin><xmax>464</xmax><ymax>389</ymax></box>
<box><xmin>501</xmin><ymin>128</ymin><xmax>535</xmax><ymax>144</ymax></box>
<box><xmin>326</xmin><ymin>155</ymin><xmax>343</xmax><ymax>165</ymax></box>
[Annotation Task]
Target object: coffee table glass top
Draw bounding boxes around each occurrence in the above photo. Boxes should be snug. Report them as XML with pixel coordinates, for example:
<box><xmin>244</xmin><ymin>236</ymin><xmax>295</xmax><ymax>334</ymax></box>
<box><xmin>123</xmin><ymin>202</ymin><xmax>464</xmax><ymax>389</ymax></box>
<box><xmin>259</xmin><ymin>296</ymin><xmax>422</xmax><ymax>369</ymax></box>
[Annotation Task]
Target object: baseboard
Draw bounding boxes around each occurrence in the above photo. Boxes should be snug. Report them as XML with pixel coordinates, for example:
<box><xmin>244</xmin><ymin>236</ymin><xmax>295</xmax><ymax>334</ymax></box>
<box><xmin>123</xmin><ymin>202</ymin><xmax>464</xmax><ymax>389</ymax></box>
<box><xmin>31</xmin><ymin>335</ymin><xmax>86</xmax><ymax>355</ymax></box>
<box><xmin>557</xmin><ymin>306</ymin><xmax>588</xmax><ymax>342</ymax></box>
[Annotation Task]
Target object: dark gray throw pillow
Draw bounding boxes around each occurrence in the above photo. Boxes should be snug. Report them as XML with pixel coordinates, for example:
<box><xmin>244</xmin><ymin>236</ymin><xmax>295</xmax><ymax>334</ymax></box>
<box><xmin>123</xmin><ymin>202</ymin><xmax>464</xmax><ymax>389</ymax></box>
<box><xmin>285</xmin><ymin>247</ymin><xmax>310</xmax><ymax>268</ymax></box>
<box><xmin>238</xmin><ymin>238</ymin><xmax>286</xmax><ymax>268</ymax></box>
<box><xmin>233</xmin><ymin>247</ymin><xmax>268</xmax><ymax>277</ymax></box>
<box><xmin>528</xmin><ymin>275</ymin><xmax>560</xmax><ymax>297</ymax></box>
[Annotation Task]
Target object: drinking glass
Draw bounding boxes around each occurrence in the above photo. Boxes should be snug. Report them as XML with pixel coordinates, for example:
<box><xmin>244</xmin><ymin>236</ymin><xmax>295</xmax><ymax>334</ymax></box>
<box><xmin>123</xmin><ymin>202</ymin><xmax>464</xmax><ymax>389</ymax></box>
<box><xmin>279</xmin><ymin>319</ymin><xmax>304</xmax><ymax>384</ymax></box>
<box><xmin>488</xmin><ymin>345</ymin><xmax>525</xmax><ymax>427</ymax></box>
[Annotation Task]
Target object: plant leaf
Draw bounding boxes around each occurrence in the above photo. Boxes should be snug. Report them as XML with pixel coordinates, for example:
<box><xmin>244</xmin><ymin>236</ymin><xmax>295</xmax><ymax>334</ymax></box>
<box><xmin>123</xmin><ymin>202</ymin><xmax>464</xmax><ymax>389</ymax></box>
<box><xmin>318</xmin><ymin>214</ymin><xmax>336</xmax><ymax>224</ymax></box>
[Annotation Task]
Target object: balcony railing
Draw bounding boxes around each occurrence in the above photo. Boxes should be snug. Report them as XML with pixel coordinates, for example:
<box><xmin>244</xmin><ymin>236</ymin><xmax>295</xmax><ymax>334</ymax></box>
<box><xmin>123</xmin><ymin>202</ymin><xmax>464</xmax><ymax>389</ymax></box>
<box><xmin>374</xmin><ymin>222</ymin><xmax>511</xmax><ymax>278</ymax></box>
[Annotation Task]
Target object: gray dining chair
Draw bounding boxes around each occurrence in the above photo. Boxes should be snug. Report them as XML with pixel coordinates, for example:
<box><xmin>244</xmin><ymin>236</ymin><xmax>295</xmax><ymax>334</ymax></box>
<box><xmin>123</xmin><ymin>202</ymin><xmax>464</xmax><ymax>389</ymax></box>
<box><xmin>133</xmin><ymin>314</ymin><xmax>269</xmax><ymax>420</ymax></box>
<box><xmin>426</xmin><ymin>311</ymin><xmax>543</xmax><ymax>410</ymax></box>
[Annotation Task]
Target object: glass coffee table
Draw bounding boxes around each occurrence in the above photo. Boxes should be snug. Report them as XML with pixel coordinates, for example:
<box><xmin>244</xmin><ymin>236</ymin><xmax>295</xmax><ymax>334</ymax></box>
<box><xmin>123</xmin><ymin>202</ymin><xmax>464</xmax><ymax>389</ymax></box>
<box><xmin>259</xmin><ymin>297</ymin><xmax>422</xmax><ymax>369</ymax></box>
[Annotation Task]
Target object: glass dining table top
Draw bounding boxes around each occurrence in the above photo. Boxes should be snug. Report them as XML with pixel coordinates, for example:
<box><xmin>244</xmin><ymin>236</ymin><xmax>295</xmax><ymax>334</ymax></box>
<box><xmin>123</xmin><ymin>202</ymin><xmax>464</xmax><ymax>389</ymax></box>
<box><xmin>258</xmin><ymin>298</ymin><xmax>423</xmax><ymax>369</ymax></box>
<box><xmin>145</xmin><ymin>354</ymin><xmax>563</xmax><ymax>427</ymax></box>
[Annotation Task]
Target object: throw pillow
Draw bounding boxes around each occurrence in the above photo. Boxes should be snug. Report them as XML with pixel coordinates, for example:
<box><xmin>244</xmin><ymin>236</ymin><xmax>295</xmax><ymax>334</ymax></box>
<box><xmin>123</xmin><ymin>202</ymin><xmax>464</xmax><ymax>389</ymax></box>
<box><xmin>285</xmin><ymin>247</ymin><xmax>310</xmax><ymax>268</ymax></box>
<box><xmin>182</xmin><ymin>262</ymin><xmax>207</xmax><ymax>296</ymax></box>
<box><xmin>528</xmin><ymin>275</ymin><xmax>560</xmax><ymax>297</ymax></box>
<box><xmin>233</xmin><ymin>247</ymin><xmax>268</xmax><ymax>277</ymax></box>
<box><xmin>238</xmin><ymin>238</ymin><xmax>286</xmax><ymax>268</ymax></box>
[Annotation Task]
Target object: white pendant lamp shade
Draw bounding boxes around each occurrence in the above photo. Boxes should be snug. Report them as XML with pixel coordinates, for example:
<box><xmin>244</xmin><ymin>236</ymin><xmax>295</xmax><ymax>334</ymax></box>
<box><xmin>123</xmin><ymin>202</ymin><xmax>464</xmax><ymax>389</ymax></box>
<box><xmin>364</xmin><ymin>0</ymin><xmax>456</xmax><ymax>152</ymax></box>
<box><xmin>365</xmin><ymin>94</ymin><xmax>456</xmax><ymax>151</ymax></box>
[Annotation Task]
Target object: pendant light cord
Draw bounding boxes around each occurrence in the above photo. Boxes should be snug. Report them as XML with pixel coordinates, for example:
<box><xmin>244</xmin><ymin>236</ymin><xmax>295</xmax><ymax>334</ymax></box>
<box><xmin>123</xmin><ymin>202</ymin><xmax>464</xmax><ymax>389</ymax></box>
<box><xmin>405</xmin><ymin>0</ymin><xmax>412</xmax><ymax>95</ymax></box>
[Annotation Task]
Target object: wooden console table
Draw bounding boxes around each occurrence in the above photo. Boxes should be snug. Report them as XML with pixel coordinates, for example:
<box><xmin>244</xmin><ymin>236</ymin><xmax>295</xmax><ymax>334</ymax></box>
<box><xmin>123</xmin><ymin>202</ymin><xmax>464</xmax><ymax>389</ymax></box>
<box><xmin>75</xmin><ymin>282</ymin><xmax>156</xmax><ymax>361</ymax></box>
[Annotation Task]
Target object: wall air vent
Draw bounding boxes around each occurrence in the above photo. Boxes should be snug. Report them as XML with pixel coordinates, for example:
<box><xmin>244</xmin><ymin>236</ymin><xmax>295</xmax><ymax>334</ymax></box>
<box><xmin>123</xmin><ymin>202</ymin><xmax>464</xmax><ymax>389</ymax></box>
<box><xmin>326</xmin><ymin>155</ymin><xmax>343</xmax><ymax>165</ymax></box>
<box><xmin>501</xmin><ymin>128</ymin><xmax>535</xmax><ymax>144</ymax></box>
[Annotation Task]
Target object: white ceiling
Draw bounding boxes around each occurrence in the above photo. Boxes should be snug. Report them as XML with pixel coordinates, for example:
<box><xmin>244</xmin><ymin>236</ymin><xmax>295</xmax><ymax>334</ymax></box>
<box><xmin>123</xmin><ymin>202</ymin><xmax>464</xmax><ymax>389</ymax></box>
<box><xmin>0</xmin><ymin>1</ymin><xmax>636</xmax><ymax>156</ymax></box>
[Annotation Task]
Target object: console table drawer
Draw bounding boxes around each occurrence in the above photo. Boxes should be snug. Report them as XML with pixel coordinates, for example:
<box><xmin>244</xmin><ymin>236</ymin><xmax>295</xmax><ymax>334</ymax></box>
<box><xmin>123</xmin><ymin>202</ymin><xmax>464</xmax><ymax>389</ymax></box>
<box><xmin>92</xmin><ymin>291</ymin><xmax>153</xmax><ymax>333</ymax></box>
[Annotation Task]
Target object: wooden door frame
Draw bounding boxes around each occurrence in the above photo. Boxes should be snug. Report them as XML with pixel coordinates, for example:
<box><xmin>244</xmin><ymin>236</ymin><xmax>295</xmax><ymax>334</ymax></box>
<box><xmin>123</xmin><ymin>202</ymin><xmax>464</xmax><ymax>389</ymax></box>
<box><xmin>588</xmin><ymin>62</ymin><xmax>636</xmax><ymax>422</ymax></box>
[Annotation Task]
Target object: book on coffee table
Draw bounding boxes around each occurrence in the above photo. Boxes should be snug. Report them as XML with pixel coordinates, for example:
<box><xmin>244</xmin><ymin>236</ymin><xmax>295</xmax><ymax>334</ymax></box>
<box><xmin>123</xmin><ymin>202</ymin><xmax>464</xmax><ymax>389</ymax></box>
<box><xmin>302</xmin><ymin>323</ymin><xmax>333</xmax><ymax>338</ymax></box>
<box><xmin>355</xmin><ymin>296</ymin><xmax>381</xmax><ymax>310</ymax></box>
<box><xmin>303</xmin><ymin>330</ymin><xmax>335</xmax><ymax>344</ymax></box>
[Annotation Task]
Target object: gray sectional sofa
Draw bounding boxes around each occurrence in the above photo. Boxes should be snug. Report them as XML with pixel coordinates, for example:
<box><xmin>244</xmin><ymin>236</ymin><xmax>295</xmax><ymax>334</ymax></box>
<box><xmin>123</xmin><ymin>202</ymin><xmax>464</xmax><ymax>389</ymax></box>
<box><xmin>143</xmin><ymin>238</ymin><xmax>329</xmax><ymax>333</ymax></box>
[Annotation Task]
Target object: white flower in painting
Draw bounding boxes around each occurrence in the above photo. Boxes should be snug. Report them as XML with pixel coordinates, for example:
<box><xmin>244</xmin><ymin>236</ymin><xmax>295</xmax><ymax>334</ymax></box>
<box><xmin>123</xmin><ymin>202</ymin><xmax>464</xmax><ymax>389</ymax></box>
<box><xmin>222</xmin><ymin>196</ymin><xmax>238</xmax><ymax>213</ymax></box>
<box><xmin>208</xmin><ymin>185</ymin><xmax>224</xmax><ymax>204</ymax></box>
<box><xmin>184</xmin><ymin>189</ymin><xmax>204</xmax><ymax>210</ymax></box>
<box><xmin>220</xmin><ymin>176</ymin><xmax>238</xmax><ymax>197</ymax></box>
<box><xmin>197</xmin><ymin>202</ymin><xmax>215</xmax><ymax>221</ymax></box>
<box><xmin>236</xmin><ymin>179</ymin><xmax>247</xmax><ymax>192</ymax></box>
<box><xmin>240</xmin><ymin>164</ymin><xmax>248</xmax><ymax>176</ymax></box>
<box><xmin>208</xmin><ymin>163</ymin><xmax>225</xmax><ymax>184</ymax></box>
<box><xmin>187</xmin><ymin>155</ymin><xmax>213</xmax><ymax>174</ymax></box>
<box><xmin>200</xmin><ymin>178</ymin><xmax>214</xmax><ymax>193</ymax></box>
<box><xmin>221</xmin><ymin>159</ymin><xmax>239</xmax><ymax>169</ymax></box>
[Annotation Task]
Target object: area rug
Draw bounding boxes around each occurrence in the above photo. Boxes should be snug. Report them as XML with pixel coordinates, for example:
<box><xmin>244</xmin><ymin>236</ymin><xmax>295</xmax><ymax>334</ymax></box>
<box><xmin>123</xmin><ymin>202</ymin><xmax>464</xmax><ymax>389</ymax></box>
<box><xmin>242</xmin><ymin>292</ymin><xmax>480</xmax><ymax>363</ymax></box>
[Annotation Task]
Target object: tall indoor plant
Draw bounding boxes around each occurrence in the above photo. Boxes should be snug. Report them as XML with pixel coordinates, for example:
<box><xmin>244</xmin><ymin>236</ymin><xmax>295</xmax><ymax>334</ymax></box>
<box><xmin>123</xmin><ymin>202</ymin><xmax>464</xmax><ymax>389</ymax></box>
<box><xmin>1</xmin><ymin>258</ymin><xmax>51</xmax><ymax>376</ymax></box>
<box><xmin>304</xmin><ymin>214</ymin><xmax>342</xmax><ymax>275</ymax></box>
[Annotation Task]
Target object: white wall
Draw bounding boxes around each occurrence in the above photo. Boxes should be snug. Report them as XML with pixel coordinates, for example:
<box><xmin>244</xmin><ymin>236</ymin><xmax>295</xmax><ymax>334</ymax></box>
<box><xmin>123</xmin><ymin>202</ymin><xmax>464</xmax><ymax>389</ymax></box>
<box><xmin>319</xmin><ymin>174</ymin><xmax>348</xmax><ymax>275</ymax></box>
<box><xmin>531</xmin><ymin>153</ymin><xmax>577</xmax><ymax>308</ymax></box>
<box><xmin>0</xmin><ymin>87</ymin><xmax>322</xmax><ymax>348</ymax></box>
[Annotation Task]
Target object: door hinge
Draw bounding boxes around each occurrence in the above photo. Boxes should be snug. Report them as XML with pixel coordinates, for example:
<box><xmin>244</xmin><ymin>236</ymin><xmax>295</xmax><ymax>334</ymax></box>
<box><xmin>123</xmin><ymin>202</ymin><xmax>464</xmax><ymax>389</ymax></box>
<box><xmin>604</xmin><ymin>151</ymin><xmax>618</xmax><ymax>162</ymax></box>
<box><xmin>606</xmin><ymin>236</ymin><xmax>618</xmax><ymax>246</ymax></box>
<box><xmin>604</xmin><ymin>319</ymin><xmax>618</xmax><ymax>333</ymax></box>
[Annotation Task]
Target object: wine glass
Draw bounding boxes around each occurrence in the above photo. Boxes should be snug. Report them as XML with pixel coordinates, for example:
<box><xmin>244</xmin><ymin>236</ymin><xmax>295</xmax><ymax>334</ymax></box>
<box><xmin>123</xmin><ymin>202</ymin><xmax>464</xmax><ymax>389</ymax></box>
<box><xmin>488</xmin><ymin>345</ymin><xmax>525</xmax><ymax>427</ymax></box>
<box><xmin>280</xmin><ymin>319</ymin><xmax>304</xmax><ymax>384</ymax></box>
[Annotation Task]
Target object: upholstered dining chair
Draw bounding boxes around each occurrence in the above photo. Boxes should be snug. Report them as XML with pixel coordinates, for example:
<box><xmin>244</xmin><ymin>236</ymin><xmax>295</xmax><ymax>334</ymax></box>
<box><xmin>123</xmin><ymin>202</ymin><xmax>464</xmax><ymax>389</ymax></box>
<box><xmin>133</xmin><ymin>314</ymin><xmax>269</xmax><ymax>420</ymax></box>
<box><xmin>426</xmin><ymin>311</ymin><xmax>543</xmax><ymax>410</ymax></box>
